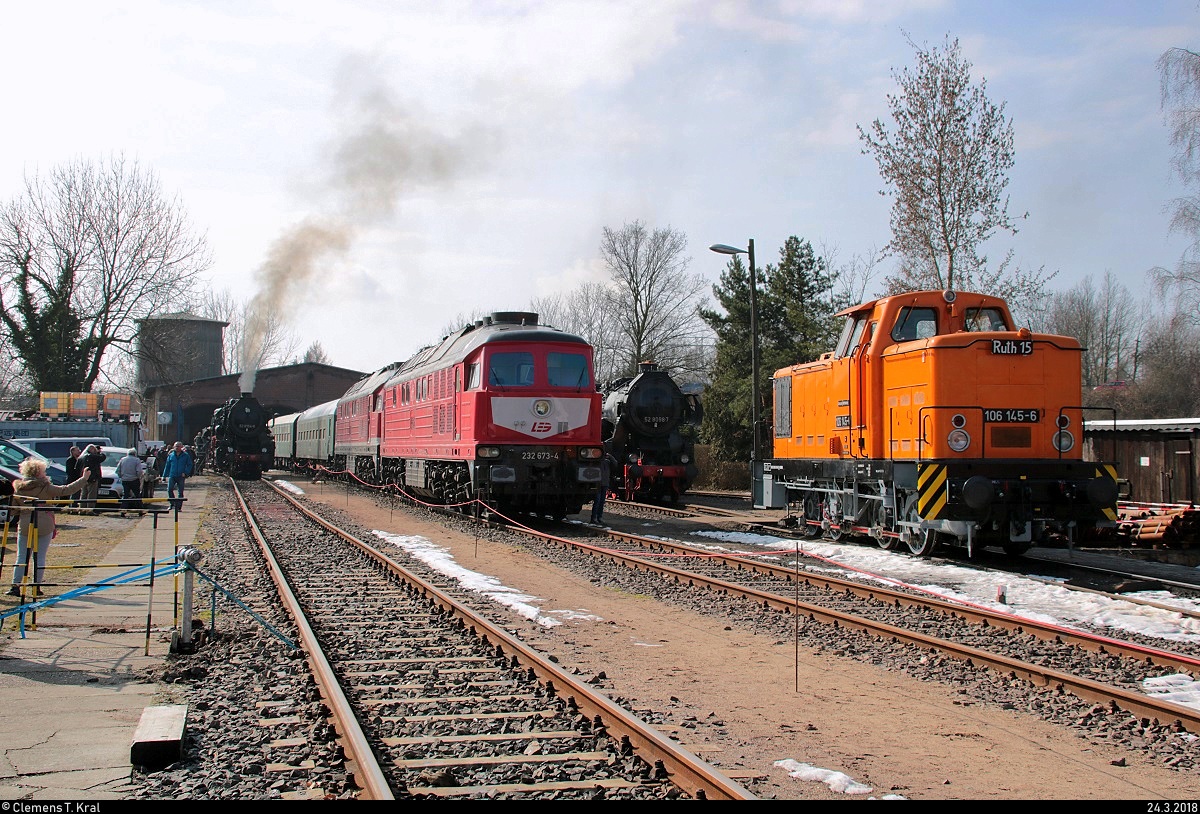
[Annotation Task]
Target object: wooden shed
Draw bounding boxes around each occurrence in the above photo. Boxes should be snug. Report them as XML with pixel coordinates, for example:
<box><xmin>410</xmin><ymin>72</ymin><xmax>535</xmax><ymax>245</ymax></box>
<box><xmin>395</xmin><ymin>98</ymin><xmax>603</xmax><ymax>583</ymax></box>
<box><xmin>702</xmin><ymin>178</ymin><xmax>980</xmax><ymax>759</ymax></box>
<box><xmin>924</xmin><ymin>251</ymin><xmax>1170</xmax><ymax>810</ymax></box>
<box><xmin>1084</xmin><ymin>418</ymin><xmax>1200</xmax><ymax>505</ymax></box>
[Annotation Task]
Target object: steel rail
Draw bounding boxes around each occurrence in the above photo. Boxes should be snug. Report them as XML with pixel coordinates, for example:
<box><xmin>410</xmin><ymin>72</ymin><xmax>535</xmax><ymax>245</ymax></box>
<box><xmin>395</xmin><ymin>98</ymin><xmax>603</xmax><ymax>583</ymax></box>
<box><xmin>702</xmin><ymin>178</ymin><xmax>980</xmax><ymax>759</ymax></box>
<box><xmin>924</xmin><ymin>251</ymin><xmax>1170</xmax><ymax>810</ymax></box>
<box><xmin>229</xmin><ymin>479</ymin><xmax>394</xmax><ymax>800</ymax></box>
<box><xmin>263</xmin><ymin>480</ymin><xmax>756</xmax><ymax>801</ymax></box>
<box><xmin>595</xmin><ymin>528</ymin><xmax>1200</xmax><ymax>675</ymax></box>
<box><xmin>482</xmin><ymin>523</ymin><xmax>1200</xmax><ymax>734</ymax></box>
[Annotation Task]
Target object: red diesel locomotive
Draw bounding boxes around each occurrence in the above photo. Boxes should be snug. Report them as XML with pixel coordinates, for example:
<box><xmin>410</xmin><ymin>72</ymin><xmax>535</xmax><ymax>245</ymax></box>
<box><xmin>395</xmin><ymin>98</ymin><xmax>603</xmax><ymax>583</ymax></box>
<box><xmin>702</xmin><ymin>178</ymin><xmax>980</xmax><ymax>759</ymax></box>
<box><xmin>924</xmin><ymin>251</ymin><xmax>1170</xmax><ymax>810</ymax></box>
<box><xmin>325</xmin><ymin>311</ymin><xmax>605</xmax><ymax>518</ymax></box>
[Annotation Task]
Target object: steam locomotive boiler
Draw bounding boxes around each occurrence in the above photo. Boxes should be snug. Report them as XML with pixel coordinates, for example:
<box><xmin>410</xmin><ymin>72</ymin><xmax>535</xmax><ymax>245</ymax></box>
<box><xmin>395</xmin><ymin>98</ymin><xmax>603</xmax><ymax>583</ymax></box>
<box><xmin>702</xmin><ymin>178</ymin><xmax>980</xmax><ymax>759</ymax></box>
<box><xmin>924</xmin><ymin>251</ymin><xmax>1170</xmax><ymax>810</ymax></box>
<box><xmin>207</xmin><ymin>393</ymin><xmax>275</xmax><ymax>479</ymax></box>
<box><xmin>602</xmin><ymin>361</ymin><xmax>703</xmax><ymax>502</ymax></box>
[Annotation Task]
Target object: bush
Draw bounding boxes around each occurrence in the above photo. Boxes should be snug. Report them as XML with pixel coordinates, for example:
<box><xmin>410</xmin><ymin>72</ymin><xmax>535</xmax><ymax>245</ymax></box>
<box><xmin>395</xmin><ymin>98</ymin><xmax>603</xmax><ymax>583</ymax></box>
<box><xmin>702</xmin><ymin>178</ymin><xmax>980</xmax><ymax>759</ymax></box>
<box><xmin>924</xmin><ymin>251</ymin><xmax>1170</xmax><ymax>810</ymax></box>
<box><xmin>692</xmin><ymin>444</ymin><xmax>749</xmax><ymax>492</ymax></box>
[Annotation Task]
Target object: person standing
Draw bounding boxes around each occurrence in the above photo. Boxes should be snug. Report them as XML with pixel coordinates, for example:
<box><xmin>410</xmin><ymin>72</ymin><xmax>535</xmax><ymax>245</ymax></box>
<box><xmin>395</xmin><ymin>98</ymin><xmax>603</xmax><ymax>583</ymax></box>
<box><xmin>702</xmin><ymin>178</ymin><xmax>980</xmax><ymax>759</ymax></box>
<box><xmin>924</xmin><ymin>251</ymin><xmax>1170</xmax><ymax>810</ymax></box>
<box><xmin>141</xmin><ymin>455</ymin><xmax>159</xmax><ymax>503</ymax></box>
<box><xmin>115</xmin><ymin>448</ymin><xmax>145</xmax><ymax>514</ymax></box>
<box><xmin>590</xmin><ymin>452</ymin><xmax>618</xmax><ymax>526</ymax></box>
<box><xmin>7</xmin><ymin>458</ymin><xmax>89</xmax><ymax>597</ymax></box>
<box><xmin>163</xmin><ymin>441</ymin><xmax>194</xmax><ymax>511</ymax></box>
<box><xmin>64</xmin><ymin>445</ymin><xmax>84</xmax><ymax>505</ymax></box>
<box><xmin>79</xmin><ymin>444</ymin><xmax>105</xmax><ymax>510</ymax></box>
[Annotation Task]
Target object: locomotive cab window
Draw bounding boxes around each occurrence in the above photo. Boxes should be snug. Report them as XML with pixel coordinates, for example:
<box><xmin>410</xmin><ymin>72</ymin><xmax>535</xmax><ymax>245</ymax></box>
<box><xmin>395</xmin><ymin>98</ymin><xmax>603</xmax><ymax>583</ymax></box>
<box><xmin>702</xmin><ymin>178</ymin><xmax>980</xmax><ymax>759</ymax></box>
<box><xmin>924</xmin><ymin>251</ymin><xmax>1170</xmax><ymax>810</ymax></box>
<box><xmin>891</xmin><ymin>307</ymin><xmax>938</xmax><ymax>342</ymax></box>
<box><xmin>964</xmin><ymin>307</ymin><xmax>1008</xmax><ymax>332</ymax></box>
<box><xmin>834</xmin><ymin>315</ymin><xmax>869</xmax><ymax>359</ymax></box>
<box><xmin>466</xmin><ymin>362</ymin><xmax>481</xmax><ymax>390</ymax></box>
<box><xmin>547</xmin><ymin>352</ymin><xmax>590</xmax><ymax>388</ymax></box>
<box><xmin>489</xmin><ymin>351</ymin><xmax>534</xmax><ymax>387</ymax></box>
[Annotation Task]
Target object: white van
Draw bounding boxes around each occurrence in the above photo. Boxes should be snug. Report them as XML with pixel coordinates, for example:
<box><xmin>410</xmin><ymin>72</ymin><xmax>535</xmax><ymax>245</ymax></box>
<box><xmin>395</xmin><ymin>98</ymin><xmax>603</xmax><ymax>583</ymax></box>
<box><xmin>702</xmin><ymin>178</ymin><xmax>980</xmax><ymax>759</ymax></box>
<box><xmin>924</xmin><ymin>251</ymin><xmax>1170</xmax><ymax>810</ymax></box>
<box><xmin>18</xmin><ymin>437</ymin><xmax>112</xmax><ymax>466</ymax></box>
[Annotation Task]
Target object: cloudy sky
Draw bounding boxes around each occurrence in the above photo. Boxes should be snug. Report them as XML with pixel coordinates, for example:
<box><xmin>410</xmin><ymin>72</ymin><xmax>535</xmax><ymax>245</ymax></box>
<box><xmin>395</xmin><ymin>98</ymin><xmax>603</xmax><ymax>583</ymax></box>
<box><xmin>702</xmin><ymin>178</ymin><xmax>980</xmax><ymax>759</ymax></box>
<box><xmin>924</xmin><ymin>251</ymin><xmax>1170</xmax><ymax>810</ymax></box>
<box><xmin>3</xmin><ymin>1</ymin><xmax>1198</xmax><ymax>375</ymax></box>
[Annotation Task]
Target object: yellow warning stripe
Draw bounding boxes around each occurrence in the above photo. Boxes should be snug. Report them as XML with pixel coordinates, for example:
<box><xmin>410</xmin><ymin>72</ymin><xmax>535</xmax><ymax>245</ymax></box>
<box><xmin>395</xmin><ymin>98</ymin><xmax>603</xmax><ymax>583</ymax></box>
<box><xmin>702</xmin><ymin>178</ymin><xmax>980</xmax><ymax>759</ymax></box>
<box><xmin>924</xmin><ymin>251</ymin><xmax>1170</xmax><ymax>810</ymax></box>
<box><xmin>1097</xmin><ymin>464</ymin><xmax>1119</xmax><ymax>521</ymax></box>
<box><xmin>917</xmin><ymin>463</ymin><xmax>947</xmax><ymax>519</ymax></box>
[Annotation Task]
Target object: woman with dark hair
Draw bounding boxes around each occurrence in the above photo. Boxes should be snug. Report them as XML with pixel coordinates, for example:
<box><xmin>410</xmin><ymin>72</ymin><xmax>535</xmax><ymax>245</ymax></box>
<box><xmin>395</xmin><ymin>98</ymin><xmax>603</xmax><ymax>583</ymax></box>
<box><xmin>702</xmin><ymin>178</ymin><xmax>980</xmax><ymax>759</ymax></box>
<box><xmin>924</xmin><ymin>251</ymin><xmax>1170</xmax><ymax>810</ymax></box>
<box><xmin>7</xmin><ymin>458</ymin><xmax>88</xmax><ymax>597</ymax></box>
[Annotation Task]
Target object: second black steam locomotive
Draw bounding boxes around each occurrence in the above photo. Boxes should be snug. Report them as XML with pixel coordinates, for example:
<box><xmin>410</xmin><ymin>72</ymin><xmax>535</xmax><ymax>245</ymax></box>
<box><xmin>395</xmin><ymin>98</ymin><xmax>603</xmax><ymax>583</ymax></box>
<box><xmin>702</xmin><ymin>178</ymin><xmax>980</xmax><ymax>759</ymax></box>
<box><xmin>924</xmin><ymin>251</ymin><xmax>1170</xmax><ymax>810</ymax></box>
<box><xmin>205</xmin><ymin>393</ymin><xmax>275</xmax><ymax>479</ymax></box>
<box><xmin>601</xmin><ymin>361</ymin><xmax>703</xmax><ymax>503</ymax></box>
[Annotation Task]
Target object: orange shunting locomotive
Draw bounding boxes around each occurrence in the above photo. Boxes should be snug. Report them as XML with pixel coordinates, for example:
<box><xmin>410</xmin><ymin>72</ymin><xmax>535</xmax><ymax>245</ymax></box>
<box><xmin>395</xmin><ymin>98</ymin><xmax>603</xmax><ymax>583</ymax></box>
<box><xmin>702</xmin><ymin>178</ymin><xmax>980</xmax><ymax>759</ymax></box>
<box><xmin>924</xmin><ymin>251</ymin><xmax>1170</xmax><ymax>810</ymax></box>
<box><xmin>769</xmin><ymin>289</ymin><xmax>1119</xmax><ymax>556</ymax></box>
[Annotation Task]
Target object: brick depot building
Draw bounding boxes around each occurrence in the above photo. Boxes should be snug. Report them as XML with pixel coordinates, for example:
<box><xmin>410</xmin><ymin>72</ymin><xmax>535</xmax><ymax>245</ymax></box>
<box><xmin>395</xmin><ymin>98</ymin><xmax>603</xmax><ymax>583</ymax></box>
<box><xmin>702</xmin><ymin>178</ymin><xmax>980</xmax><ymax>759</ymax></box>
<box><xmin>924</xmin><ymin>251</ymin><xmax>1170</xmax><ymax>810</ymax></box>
<box><xmin>142</xmin><ymin>362</ymin><xmax>366</xmax><ymax>447</ymax></box>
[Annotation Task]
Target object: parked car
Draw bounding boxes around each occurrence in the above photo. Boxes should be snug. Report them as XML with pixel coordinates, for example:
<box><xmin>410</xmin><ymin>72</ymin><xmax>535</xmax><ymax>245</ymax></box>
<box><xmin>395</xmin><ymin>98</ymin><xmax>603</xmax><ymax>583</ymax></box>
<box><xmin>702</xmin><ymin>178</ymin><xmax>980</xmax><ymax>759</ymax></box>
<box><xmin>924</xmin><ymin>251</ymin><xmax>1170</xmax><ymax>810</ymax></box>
<box><xmin>0</xmin><ymin>438</ymin><xmax>70</xmax><ymax>486</ymax></box>
<box><xmin>17</xmin><ymin>436</ymin><xmax>112</xmax><ymax>466</ymax></box>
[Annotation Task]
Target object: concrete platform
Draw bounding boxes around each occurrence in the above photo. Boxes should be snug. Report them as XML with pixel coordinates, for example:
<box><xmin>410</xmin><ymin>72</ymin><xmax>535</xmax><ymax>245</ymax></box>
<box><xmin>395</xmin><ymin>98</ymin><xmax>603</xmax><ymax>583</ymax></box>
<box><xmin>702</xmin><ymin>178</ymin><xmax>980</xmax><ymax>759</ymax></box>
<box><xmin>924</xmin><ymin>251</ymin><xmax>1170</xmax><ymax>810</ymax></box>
<box><xmin>0</xmin><ymin>484</ymin><xmax>209</xmax><ymax>800</ymax></box>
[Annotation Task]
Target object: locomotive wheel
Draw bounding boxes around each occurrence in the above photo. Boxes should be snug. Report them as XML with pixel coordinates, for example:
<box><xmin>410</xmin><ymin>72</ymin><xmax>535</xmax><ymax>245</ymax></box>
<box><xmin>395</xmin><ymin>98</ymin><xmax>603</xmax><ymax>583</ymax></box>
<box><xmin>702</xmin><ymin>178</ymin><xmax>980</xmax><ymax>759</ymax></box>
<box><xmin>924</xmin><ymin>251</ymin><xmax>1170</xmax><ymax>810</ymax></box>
<box><xmin>800</xmin><ymin>493</ymin><xmax>822</xmax><ymax>539</ymax></box>
<box><xmin>877</xmin><ymin>535</ymin><xmax>900</xmax><ymax>551</ymax></box>
<box><xmin>824</xmin><ymin>493</ymin><xmax>844</xmax><ymax>541</ymax></box>
<box><xmin>870</xmin><ymin>502</ymin><xmax>899</xmax><ymax>550</ymax></box>
<box><xmin>903</xmin><ymin>496</ymin><xmax>938</xmax><ymax>557</ymax></box>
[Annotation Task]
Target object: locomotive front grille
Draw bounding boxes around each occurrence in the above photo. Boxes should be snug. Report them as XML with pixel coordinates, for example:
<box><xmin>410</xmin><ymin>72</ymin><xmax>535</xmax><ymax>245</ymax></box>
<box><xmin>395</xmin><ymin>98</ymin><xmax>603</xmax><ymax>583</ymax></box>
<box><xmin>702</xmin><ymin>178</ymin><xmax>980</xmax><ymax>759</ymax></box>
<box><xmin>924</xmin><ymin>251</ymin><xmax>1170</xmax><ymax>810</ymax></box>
<box><xmin>990</xmin><ymin>426</ymin><xmax>1031</xmax><ymax>449</ymax></box>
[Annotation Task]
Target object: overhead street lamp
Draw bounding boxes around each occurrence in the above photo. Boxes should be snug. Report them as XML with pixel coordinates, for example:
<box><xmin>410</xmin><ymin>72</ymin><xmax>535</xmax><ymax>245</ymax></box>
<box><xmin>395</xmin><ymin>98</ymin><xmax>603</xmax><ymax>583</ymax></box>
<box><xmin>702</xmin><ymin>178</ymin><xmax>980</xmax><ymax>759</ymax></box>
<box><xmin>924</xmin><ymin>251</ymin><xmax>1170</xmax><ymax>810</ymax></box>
<box><xmin>709</xmin><ymin>240</ymin><xmax>763</xmax><ymax>506</ymax></box>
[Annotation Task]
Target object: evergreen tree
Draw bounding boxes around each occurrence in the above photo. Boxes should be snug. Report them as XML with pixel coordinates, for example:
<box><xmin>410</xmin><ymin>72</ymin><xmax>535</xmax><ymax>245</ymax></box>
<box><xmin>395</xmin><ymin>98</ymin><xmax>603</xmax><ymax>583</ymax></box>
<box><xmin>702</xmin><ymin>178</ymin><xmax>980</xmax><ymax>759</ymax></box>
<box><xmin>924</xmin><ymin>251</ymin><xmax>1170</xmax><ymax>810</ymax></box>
<box><xmin>699</xmin><ymin>238</ymin><xmax>847</xmax><ymax>465</ymax></box>
<box><xmin>760</xmin><ymin>237</ymin><xmax>846</xmax><ymax>377</ymax></box>
<box><xmin>0</xmin><ymin>256</ymin><xmax>90</xmax><ymax>391</ymax></box>
<box><xmin>698</xmin><ymin>255</ymin><xmax>756</xmax><ymax>462</ymax></box>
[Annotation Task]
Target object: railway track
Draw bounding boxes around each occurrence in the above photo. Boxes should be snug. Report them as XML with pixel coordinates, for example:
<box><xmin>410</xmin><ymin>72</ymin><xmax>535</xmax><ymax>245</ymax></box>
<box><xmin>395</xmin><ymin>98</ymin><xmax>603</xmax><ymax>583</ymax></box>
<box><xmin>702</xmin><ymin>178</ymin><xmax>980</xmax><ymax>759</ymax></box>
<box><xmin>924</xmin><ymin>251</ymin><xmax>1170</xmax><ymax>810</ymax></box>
<box><xmin>228</xmin><ymin>479</ymin><xmax>756</xmax><ymax>800</ymax></box>
<box><xmin>606</xmin><ymin>498</ymin><xmax>745</xmax><ymax>520</ymax></box>
<box><xmin>202</xmin><ymin>474</ymin><xmax>1200</xmax><ymax>787</ymax></box>
<box><xmin>478</xmin><ymin>517</ymin><xmax>1200</xmax><ymax>743</ymax></box>
<box><xmin>220</xmin><ymin>473</ymin><xmax>1200</xmax><ymax>797</ymax></box>
<box><xmin>618</xmin><ymin>493</ymin><xmax>1200</xmax><ymax>603</ymax></box>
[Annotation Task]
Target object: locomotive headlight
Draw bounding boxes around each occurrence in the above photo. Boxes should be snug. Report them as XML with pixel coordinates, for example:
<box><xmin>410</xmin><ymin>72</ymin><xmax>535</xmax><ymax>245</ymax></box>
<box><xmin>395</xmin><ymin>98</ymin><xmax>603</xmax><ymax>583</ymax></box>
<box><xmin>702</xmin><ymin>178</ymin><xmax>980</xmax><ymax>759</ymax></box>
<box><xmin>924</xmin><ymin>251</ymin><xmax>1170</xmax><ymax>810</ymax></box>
<box><xmin>1052</xmin><ymin>429</ymin><xmax>1075</xmax><ymax>452</ymax></box>
<box><xmin>679</xmin><ymin>453</ymin><xmax>690</xmax><ymax>464</ymax></box>
<box><xmin>578</xmin><ymin>447</ymin><xmax>602</xmax><ymax>460</ymax></box>
<box><xmin>1055</xmin><ymin>414</ymin><xmax>1071</xmax><ymax>429</ymax></box>
<box><xmin>946</xmin><ymin>429</ymin><xmax>970</xmax><ymax>452</ymax></box>
<box><xmin>478</xmin><ymin>446</ymin><xmax>501</xmax><ymax>459</ymax></box>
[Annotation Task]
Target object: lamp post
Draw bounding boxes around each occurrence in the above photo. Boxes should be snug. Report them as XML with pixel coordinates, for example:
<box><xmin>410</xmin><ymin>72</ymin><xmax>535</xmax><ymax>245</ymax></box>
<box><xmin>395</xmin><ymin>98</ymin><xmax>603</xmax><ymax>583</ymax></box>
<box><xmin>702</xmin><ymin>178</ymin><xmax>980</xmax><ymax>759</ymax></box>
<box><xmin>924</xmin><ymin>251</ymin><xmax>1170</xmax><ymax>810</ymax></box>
<box><xmin>709</xmin><ymin>240</ymin><xmax>762</xmax><ymax>505</ymax></box>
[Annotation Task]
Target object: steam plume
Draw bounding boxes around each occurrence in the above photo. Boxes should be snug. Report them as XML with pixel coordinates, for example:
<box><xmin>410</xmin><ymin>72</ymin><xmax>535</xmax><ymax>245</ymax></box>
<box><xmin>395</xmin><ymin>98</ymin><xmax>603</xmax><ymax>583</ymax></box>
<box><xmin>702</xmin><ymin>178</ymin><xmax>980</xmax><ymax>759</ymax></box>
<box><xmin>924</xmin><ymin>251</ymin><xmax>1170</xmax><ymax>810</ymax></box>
<box><xmin>238</xmin><ymin>220</ymin><xmax>352</xmax><ymax>393</ymax></box>
<box><xmin>237</xmin><ymin>58</ymin><xmax>491</xmax><ymax>394</ymax></box>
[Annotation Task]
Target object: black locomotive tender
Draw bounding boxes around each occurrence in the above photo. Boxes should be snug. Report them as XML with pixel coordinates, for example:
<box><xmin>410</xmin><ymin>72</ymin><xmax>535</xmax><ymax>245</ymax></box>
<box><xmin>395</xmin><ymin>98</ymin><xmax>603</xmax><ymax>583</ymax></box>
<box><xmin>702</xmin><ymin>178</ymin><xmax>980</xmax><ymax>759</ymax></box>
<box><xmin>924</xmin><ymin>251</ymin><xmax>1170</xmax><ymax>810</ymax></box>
<box><xmin>601</xmin><ymin>361</ymin><xmax>703</xmax><ymax>502</ymax></box>
<box><xmin>206</xmin><ymin>393</ymin><xmax>275</xmax><ymax>479</ymax></box>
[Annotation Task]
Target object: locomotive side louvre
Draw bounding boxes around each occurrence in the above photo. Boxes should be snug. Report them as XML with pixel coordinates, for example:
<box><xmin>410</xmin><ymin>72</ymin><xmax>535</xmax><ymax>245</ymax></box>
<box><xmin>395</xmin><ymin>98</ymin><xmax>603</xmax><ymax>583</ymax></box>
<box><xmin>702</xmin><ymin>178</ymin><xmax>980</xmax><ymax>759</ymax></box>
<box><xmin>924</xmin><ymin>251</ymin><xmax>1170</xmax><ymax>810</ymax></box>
<box><xmin>771</xmin><ymin>290</ymin><xmax>1119</xmax><ymax>556</ymax></box>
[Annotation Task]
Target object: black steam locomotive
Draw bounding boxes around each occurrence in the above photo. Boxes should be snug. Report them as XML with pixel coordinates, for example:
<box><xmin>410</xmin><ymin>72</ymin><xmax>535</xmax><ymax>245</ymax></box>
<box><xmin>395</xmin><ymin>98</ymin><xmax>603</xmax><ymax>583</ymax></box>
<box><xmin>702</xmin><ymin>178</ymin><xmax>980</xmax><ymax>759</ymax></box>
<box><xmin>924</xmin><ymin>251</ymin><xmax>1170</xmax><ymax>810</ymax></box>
<box><xmin>206</xmin><ymin>393</ymin><xmax>275</xmax><ymax>479</ymax></box>
<box><xmin>601</xmin><ymin>361</ymin><xmax>703</xmax><ymax>503</ymax></box>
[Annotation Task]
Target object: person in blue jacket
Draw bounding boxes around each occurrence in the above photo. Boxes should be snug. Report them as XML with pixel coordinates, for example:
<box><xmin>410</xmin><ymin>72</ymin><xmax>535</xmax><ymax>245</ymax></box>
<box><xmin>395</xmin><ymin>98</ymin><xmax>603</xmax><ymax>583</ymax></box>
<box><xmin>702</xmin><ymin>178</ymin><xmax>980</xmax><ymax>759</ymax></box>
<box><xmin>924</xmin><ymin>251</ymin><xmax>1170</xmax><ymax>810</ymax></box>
<box><xmin>162</xmin><ymin>441</ymin><xmax>194</xmax><ymax>511</ymax></box>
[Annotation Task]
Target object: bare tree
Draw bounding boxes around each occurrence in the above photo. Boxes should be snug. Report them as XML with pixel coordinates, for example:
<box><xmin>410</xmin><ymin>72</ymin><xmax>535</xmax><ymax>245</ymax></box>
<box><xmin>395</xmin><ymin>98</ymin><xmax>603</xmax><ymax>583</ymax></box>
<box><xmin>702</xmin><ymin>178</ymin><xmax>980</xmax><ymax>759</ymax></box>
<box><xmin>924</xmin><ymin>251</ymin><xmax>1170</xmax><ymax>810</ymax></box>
<box><xmin>1120</xmin><ymin>310</ymin><xmax>1200</xmax><ymax>418</ymax></box>
<box><xmin>0</xmin><ymin>154</ymin><xmax>211</xmax><ymax>391</ymax></box>
<box><xmin>197</xmin><ymin>288</ymin><xmax>300</xmax><ymax>374</ymax></box>
<box><xmin>821</xmin><ymin>240</ymin><xmax>884</xmax><ymax>307</ymax></box>
<box><xmin>858</xmin><ymin>35</ymin><xmax>1026</xmax><ymax>293</ymax></box>
<box><xmin>440</xmin><ymin>309</ymin><xmax>491</xmax><ymax>340</ymax></box>
<box><xmin>0</xmin><ymin>331</ymin><xmax>33</xmax><ymax>408</ymax></box>
<box><xmin>1154</xmin><ymin>46</ymin><xmax>1200</xmax><ymax>324</ymax></box>
<box><xmin>1044</xmin><ymin>271</ymin><xmax>1146</xmax><ymax>389</ymax></box>
<box><xmin>530</xmin><ymin>284</ymin><xmax>626</xmax><ymax>385</ymax></box>
<box><xmin>598</xmin><ymin>220</ymin><xmax>712</xmax><ymax>381</ymax></box>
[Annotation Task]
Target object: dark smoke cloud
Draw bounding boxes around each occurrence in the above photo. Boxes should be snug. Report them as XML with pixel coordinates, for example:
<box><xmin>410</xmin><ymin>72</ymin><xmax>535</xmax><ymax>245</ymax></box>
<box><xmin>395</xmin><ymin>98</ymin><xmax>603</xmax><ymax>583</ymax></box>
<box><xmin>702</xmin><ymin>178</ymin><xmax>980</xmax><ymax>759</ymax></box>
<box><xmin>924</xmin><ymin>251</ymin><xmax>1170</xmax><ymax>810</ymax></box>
<box><xmin>238</xmin><ymin>56</ymin><xmax>495</xmax><ymax>392</ymax></box>
<box><xmin>239</xmin><ymin>219</ymin><xmax>351</xmax><ymax>393</ymax></box>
